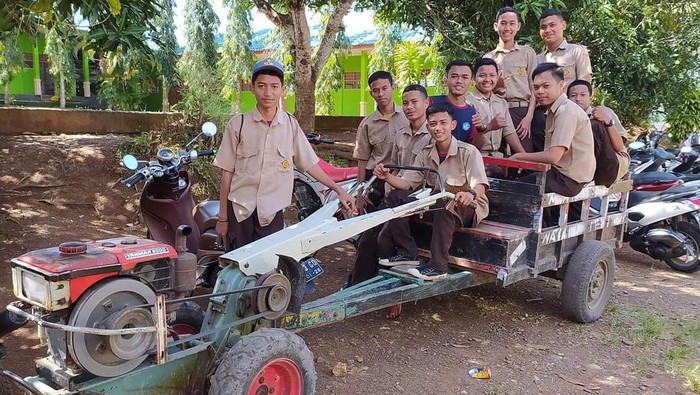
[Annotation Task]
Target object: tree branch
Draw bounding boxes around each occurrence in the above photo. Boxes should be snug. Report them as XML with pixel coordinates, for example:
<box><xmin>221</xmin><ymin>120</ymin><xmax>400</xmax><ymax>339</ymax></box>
<box><xmin>311</xmin><ymin>0</ymin><xmax>353</xmax><ymax>79</ymax></box>
<box><xmin>252</xmin><ymin>0</ymin><xmax>290</xmax><ymax>28</ymax></box>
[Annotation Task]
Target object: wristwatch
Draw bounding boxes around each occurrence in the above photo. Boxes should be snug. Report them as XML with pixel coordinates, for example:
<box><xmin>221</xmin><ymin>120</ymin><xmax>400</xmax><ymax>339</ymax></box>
<box><xmin>605</xmin><ymin>118</ymin><xmax>616</xmax><ymax>127</ymax></box>
<box><xmin>467</xmin><ymin>189</ymin><xmax>478</xmax><ymax>199</ymax></box>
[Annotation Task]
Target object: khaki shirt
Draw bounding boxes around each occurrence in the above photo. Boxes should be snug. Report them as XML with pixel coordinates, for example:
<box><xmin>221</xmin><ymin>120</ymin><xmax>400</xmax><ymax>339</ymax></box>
<box><xmin>545</xmin><ymin>94</ymin><xmax>595</xmax><ymax>183</ymax></box>
<box><xmin>353</xmin><ymin>106</ymin><xmax>410</xmax><ymax>171</ymax></box>
<box><xmin>214</xmin><ymin>107</ymin><xmax>319</xmax><ymax>226</ymax></box>
<box><xmin>537</xmin><ymin>40</ymin><xmax>592</xmax><ymax>87</ymax></box>
<box><xmin>390</xmin><ymin>121</ymin><xmax>432</xmax><ymax>168</ymax></box>
<box><xmin>484</xmin><ymin>43</ymin><xmax>538</xmax><ymax>103</ymax></box>
<box><xmin>403</xmin><ymin>138</ymin><xmax>490</xmax><ymax>224</ymax></box>
<box><xmin>468</xmin><ymin>90</ymin><xmax>516</xmax><ymax>157</ymax></box>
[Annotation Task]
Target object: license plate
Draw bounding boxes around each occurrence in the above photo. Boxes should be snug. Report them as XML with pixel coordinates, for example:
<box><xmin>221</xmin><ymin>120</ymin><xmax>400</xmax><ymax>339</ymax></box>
<box><xmin>301</xmin><ymin>256</ymin><xmax>324</xmax><ymax>282</ymax></box>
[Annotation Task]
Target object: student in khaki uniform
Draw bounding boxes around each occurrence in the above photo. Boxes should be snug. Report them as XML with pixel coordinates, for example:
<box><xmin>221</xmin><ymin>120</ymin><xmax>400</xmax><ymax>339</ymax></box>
<box><xmin>530</xmin><ymin>9</ymin><xmax>593</xmax><ymax>153</ymax></box>
<box><xmin>468</xmin><ymin>58</ymin><xmax>525</xmax><ymax>161</ymax></box>
<box><xmin>349</xmin><ymin>84</ymin><xmax>432</xmax><ymax>291</ymax></box>
<box><xmin>511</xmin><ymin>63</ymin><xmax>595</xmax><ymax>197</ymax></box>
<box><xmin>373</xmin><ymin>103</ymin><xmax>490</xmax><ymax>281</ymax></box>
<box><xmin>390</xmin><ymin>84</ymin><xmax>433</xmax><ymax>170</ymax></box>
<box><xmin>214</xmin><ymin>58</ymin><xmax>354</xmax><ymax>249</ymax></box>
<box><xmin>353</xmin><ymin>71</ymin><xmax>410</xmax><ymax>211</ymax></box>
<box><xmin>537</xmin><ymin>9</ymin><xmax>592</xmax><ymax>86</ymax></box>
<box><xmin>568</xmin><ymin>80</ymin><xmax>629</xmax><ymax>186</ymax></box>
<box><xmin>484</xmin><ymin>6</ymin><xmax>539</xmax><ymax>151</ymax></box>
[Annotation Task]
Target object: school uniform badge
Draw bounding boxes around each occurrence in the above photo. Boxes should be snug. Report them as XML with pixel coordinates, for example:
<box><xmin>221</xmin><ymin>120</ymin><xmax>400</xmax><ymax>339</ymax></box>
<box><xmin>516</xmin><ymin>66</ymin><xmax>526</xmax><ymax>77</ymax></box>
<box><xmin>563</xmin><ymin>68</ymin><xmax>571</xmax><ymax>78</ymax></box>
<box><xmin>282</xmin><ymin>159</ymin><xmax>290</xmax><ymax>169</ymax></box>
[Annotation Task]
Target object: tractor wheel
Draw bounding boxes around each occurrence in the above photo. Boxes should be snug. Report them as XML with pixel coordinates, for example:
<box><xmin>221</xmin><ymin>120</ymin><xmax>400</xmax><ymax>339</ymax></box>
<box><xmin>561</xmin><ymin>241</ymin><xmax>615</xmax><ymax>323</ymax></box>
<box><xmin>169</xmin><ymin>301</ymin><xmax>204</xmax><ymax>336</ymax></box>
<box><xmin>665</xmin><ymin>221</ymin><xmax>700</xmax><ymax>273</ymax></box>
<box><xmin>209</xmin><ymin>328</ymin><xmax>316</xmax><ymax>395</ymax></box>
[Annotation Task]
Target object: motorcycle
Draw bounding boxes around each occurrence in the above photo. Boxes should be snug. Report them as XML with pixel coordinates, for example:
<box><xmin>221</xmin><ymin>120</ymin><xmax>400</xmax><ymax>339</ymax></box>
<box><xmin>122</xmin><ymin>122</ymin><xmax>224</xmax><ymax>287</ymax></box>
<box><xmin>293</xmin><ymin>133</ymin><xmax>358</xmax><ymax>221</ymax></box>
<box><xmin>593</xmin><ymin>184</ymin><xmax>700</xmax><ymax>272</ymax></box>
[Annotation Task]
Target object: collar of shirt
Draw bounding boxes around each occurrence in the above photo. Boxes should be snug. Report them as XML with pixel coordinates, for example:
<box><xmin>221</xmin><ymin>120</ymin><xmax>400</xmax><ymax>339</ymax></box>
<box><xmin>403</xmin><ymin>121</ymin><xmax>429</xmax><ymax>136</ymax></box>
<box><xmin>585</xmin><ymin>106</ymin><xmax>593</xmax><ymax>116</ymax></box>
<box><xmin>548</xmin><ymin>93</ymin><xmax>569</xmax><ymax>115</ymax></box>
<box><xmin>494</xmin><ymin>42</ymin><xmax>522</xmax><ymax>54</ymax></box>
<box><xmin>428</xmin><ymin>137</ymin><xmax>459</xmax><ymax>164</ymax></box>
<box><xmin>470</xmin><ymin>89</ymin><xmax>494</xmax><ymax>103</ymax></box>
<box><xmin>545</xmin><ymin>39</ymin><xmax>570</xmax><ymax>54</ymax></box>
<box><xmin>251</xmin><ymin>106</ymin><xmax>288</xmax><ymax>126</ymax></box>
<box><xmin>370</xmin><ymin>105</ymin><xmax>402</xmax><ymax>122</ymax></box>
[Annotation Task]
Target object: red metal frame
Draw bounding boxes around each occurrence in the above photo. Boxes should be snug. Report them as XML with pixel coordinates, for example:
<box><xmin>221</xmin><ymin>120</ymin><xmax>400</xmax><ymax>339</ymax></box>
<box><xmin>482</xmin><ymin>156</ymin><xmax>549</xmax><ymax>172</ymax></box>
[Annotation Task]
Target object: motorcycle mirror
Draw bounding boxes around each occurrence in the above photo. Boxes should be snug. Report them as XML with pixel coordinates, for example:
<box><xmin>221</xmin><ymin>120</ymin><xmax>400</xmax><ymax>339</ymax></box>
<box><xmin>122</xmin><ymin>155</ymin><xmax>139</xmax><ymax>170</ymax></box>
<box><xmin>628</xmin><ymin>141</ymin><xmax>645</xmax><ymax>150</ymax></box>
<box><xmin>201</xmin><ymin>122</ymin><xmax>217</xmax><ymax>137</ymax></box>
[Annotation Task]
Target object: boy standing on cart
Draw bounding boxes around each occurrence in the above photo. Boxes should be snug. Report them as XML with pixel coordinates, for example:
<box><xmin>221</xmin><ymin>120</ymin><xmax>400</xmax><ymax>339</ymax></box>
<box><xmin>373</xmin><ymin>103</ymin><xmax>490</xmax><ymax>281</ymax></box>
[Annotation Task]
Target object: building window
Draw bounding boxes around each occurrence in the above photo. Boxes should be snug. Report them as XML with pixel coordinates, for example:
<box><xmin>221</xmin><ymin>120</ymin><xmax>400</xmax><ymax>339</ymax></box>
<box><xmin>344</xmin><ymin>71</ymin><xmax>361</xmax><ymax>89</ymax></box>
<box><xmin>24</xmin><ymin>53</ymin><xmax>33</xmax><ymax>68</ymax></box>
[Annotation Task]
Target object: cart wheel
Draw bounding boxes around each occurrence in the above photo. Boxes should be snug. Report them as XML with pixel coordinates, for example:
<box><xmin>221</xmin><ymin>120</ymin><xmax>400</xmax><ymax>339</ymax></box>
<box><xmin>209</xmin><ymin>328</ymin><xmax>316</xmax><ymax>395</ymax></box>
<box><xmin>560</xmin><ymin>241</ymin><xmax>615</xmax><ymax>323</ymax></box>
<box><xmin>665</xmin><ymin>221</ymin><xmax>700</xmax><ymax>273</ymax></box>
<box><xmin>169</xmin><ymin>301</ymin><xmax>204</xmax><ymax>335</ymax></box>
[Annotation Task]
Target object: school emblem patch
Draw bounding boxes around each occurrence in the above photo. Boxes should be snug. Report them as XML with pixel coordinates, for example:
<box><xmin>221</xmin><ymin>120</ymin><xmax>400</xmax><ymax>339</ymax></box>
<box><xmin>563</xmin><ymin>68</ymin><xmax>571</xmax><ymax>78</ymax></box>
<box><xmin>282</xmin><ymin>159</ymin><xmax>290</xmax><ymax>169</ymax></box>
<box><xmin>265</xmin><ymin>59</ymin><xmax>273</xmax><ymax>65</ymax></box>
<box><xmin>462</xmin><ymin>121</ymin><xmax>471</xmax><ymax>131</ymax></box>
<box><xmin>516</xmin><ymin>66</ymin><xmax>526</xmax><ymax>77</ymax></box>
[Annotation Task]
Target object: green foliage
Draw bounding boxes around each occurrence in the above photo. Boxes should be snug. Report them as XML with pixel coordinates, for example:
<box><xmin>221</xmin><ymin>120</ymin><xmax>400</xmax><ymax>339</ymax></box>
<box><xmin>315</xmin><ymin>19</ymin><xmax>351</xmax><ymax>115</ymax></box>
<box><xmin>666</xmin><ymin>89</ymin><xmax>700</xmax><ymax>142</ymax></box>
<box><xmin>218</xmin><ymin>0</ymin><xmax>256</xmax><ymax>111</ymax></box>
<box><xmin>368</xmin><ymin>19</ymin><xmax>400</xmax><ymax>76</ymax></box>
<box><xmin>45</xmin><ymin>22</ymin><xmax>78</xmax><ymax>102</ymax></box>
<box><xmin>366</xmin><ymin>0</ymin><xmax>700</xmax><ymax>129</ymax></box>
<box><xmin>426</xmin><ymin>33</ymin><xmax>448</xmax><ymax>90</ymax></box>
<box><xmin>394</xmin><ymin>41</ymin><xmax>430</xmax><ymax>90</ymax></box>
<box><xmin>0</xmin><ymin>32</ymin><xmax>23</xmax><ymax>102</ymax></box>
<box><xmin>153</xmin><ymin>0</ymin><xmax>179</xmax><ymax>90</ymax></box>
<box><xmin>99</xmin><ymin>46</ymin><xmax>158</xmax><ymax>110</ymax></box>
<box><xmin>175</xmin><ymin>0</ymin><xmax>230</xmax><ymax>125</ymax></box>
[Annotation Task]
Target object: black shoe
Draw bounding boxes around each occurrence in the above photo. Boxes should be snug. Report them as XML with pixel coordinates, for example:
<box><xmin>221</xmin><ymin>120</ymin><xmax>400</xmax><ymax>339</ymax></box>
<box><xmin>378</xmin><ymin>254</ymin><xmax>419</xmax><ymax>267</ymax></box>
<box><xmin>406</xmin><ymin>265</ymin><xmax>448</xmax><ymax>281</ymax></box>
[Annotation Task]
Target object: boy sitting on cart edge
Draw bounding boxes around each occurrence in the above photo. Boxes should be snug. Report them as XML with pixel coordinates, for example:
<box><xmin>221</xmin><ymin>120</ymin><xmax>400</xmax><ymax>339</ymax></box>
<box><xmin>373</xmin><ymin>103</ymin><xmax>490</xmax><ymax>281</ymax></box>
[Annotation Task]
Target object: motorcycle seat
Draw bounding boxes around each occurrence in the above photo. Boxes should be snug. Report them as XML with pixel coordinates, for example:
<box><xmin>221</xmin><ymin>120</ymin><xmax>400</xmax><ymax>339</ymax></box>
<box><xmin>632</xmin><ymin>171</ymin><xmax>680</xmax><ymax>186</ymax></box>
<box><xmin>628</xmin><ymin>185</ymin><xmax>698</xmax><ymax>207</ymax></box>
<box><xmin>317</xmin><ymin>158</ymin><xmax>358</xmax><ymax>182</ymax></box>
<box><xmin>194</xmin><ymin>200</ymin><xmax>221</xmax><ymax>231</ymax></box>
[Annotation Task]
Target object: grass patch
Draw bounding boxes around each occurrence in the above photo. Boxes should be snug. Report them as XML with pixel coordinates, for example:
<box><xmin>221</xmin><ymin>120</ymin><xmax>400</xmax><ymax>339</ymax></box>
<box><xmin>320</xmin><ymin>154</ymin><xmax>349</xmax><ymax>168</ymax></box>
<box><xmin>607</xmin><ymin>308</ymin><xmax>700</xmax><ymax>393</ymax></box>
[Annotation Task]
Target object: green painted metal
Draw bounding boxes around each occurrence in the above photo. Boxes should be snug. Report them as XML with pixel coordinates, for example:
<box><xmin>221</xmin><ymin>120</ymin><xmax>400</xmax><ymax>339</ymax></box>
<box><xmin>82</xmin><ymin>50</ymin><xmax>89</xmax><ymax>83</ymax></box>
<box><xmin>33</xmin><ymin>42</ymin><xmax>40</xmax><ymax>81</ymax></box>
<box><xmin>280</xmin><ymin>270</ymin><xmax>494</xmax><ymax>331</ymax></box>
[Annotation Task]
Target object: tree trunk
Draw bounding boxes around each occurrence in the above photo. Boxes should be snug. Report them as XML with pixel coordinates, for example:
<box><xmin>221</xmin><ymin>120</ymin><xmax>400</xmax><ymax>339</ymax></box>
<box><xmin>294</xmin><ymin>66</ymin><xmax>315</xmax><ymax>132</ymax></box>
<box><xmin>4</xmin><ymin>83</ymin><xmax>10</xmax><ymax>105</ymax></box>
<box><xmin>162</xmin><ymin>75</ymin><xmax>169</xmax><ymax>112</ymax></box>
<box><xmin>59</xmin><ymin>72</ymin><xmax>66</xmax><ymax>109</ymax></box>
<box><xmin>234</xmin><ymin>80</ymin><xmax>242</xmax><ymax>114</ymax></box>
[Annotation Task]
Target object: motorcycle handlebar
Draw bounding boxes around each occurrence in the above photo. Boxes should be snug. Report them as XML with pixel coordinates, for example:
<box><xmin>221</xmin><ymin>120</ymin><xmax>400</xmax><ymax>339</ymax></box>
<box><xmin>123</xmin><ymin>171</ymin><xmax>146</xmax><ymax>188</ymax></box>
<box><xmin>306</xmin><ymin>133</ymin><xmax>334</xmax><ymax>145</ymax></box>
<box><xmin>197</xmin><ymin>149</ymin><xmax>216</xmax><ymax>157</ymax></box>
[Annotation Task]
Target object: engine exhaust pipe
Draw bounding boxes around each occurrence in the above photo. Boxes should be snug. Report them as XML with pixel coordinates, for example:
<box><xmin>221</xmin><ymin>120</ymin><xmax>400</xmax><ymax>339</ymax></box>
<box><xmin>646</xmin><ymin>228</ymin><xmax>685</xmax><ymax>247</ymax></box>
<box><xmin>171</xmin><ymin>225</ymin><xmax>197</xmax><ymax>312</ymax></box>
<box><xmin>175</xmin><ymin>225</ymin><xmax>192</xmax><ymax>254</ymax></box>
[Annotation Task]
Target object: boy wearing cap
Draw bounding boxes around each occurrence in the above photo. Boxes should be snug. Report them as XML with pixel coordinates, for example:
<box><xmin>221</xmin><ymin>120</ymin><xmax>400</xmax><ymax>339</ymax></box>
<box><xmin>214</xmin><ymin>58</ymin><xmax>355</xmax><ymax>249</ymax></box>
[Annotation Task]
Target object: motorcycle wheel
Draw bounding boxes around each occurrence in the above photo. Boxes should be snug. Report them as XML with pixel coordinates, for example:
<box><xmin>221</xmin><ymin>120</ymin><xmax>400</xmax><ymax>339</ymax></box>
<box><xmin>665</xmin><ymin>221</ymin><xmax>700</xmax><ymax>273</ymax></box>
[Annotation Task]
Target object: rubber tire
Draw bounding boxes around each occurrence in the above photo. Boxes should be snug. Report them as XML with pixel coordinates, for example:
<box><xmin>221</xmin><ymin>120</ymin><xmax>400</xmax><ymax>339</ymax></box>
<box><xmin>169</xmin><ymin>301</ymin><xmax>205</xmax><ymax>333</ymax></box>
<box><xmin>209</xmin><ymin>328</ymin><xmax>316</xmax><ymax>395</ymax></box>
<box><xmin>561</xmin><ymin>240</ymin><xmax>615</xmax><ymax>323</ymax></box>
<box><xmin>664</xmin><ymin>221</ymin><xmax>700</xmax><ymax>273</ymax></box>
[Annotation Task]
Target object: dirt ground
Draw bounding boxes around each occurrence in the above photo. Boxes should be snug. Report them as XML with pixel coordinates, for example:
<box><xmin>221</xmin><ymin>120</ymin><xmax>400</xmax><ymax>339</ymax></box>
<box><xmin>0</xmin><ymin>133</ymin><xmax>698</xmax><ymax>395</ymax></box>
